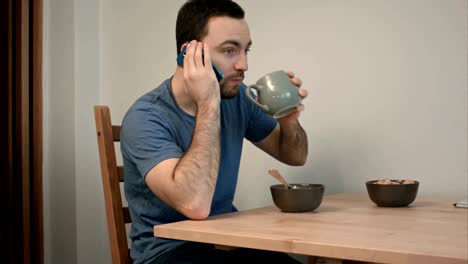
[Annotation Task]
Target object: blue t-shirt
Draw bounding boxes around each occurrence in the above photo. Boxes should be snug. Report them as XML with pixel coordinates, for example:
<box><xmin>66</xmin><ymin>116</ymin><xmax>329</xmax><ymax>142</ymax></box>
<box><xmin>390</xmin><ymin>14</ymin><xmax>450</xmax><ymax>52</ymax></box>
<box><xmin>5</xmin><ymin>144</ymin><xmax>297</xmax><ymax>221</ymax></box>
<box><xmin>120</xmin><ymin>78</ymin><xmax>277</xmax><ymax>264</ymax></box>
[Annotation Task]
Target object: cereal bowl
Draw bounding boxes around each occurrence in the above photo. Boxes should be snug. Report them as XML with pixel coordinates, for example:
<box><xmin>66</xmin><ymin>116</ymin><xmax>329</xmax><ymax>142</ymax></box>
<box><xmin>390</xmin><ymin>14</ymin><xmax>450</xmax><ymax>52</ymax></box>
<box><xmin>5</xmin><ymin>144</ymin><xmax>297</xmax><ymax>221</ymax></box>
<box><xmin>270</xmin><ymin>184</ymin><xmax>324</xmax><ymax>213</ymax></box>
<box><xmin>366</xmin><ymin>179</ymin><xmax>419</xmax><ymax>207</ymax></box>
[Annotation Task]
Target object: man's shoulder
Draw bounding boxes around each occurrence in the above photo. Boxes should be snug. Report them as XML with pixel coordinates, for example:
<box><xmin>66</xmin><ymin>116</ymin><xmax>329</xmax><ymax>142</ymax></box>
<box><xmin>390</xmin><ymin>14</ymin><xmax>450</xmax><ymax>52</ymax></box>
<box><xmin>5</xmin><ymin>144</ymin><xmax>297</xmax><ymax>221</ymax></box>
<box><xmin>119</xmin><ymin>80</ymin><xmax>179</xmax><ymax>145</ymax></box>
<box><xmin>135</xmin><ymin>78</ymin><xmax>172</xmax><ymax>106</ymax></box>
<box><xmin>124</xmin><ymin>79</ymin><xmax>173</xmax><ymax>119</ymax></box>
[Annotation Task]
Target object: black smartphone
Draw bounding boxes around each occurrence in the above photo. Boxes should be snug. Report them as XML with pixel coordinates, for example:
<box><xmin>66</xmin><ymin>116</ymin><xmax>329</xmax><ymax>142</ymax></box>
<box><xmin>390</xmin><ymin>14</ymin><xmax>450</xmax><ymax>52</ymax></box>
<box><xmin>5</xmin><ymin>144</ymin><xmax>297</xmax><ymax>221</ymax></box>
<box><xmin>176</xmin><ymin>46</ymin><xmax>224</xmax><ymax>82</ymax></box>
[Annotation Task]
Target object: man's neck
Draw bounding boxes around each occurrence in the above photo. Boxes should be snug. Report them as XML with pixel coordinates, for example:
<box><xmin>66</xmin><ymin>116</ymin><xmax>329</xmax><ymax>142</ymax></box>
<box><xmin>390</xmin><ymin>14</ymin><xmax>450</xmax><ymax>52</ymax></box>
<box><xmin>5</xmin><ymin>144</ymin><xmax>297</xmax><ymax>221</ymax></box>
<box><xmin>171</xmin><ymin>67</ymin><xmax>197</xmax><ymax>116</ymax></box>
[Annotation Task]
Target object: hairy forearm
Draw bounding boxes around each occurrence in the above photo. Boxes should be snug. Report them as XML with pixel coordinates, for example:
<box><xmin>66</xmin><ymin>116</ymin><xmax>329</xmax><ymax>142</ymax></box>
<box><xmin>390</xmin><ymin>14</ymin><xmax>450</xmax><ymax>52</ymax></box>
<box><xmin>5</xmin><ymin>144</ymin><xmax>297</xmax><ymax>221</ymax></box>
<box><xmin>173</xmin><ymin>102</ymin><xmax>221</xmax><ymax>217</ymax></box>
<box><xmin>278</xmin><ymin>120</ymin><xmax>308</xmax><ymax>166</ymax></box>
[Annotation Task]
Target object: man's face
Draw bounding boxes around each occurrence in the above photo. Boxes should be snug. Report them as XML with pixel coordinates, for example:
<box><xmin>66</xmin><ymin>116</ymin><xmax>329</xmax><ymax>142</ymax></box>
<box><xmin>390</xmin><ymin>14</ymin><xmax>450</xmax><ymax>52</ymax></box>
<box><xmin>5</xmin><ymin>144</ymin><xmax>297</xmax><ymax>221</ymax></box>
<box><xmin>201</xmin><ymin>16</ymin><xmax>251</xmax><ymax>99</ymax></box>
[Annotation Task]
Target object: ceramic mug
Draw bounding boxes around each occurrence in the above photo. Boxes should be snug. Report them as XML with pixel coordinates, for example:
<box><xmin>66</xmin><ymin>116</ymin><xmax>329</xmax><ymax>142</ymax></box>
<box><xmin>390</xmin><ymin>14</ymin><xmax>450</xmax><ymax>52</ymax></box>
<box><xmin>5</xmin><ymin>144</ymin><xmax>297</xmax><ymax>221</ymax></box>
<box><xmin>245</xmin><ymin>70</ymin><xmax>301</xmax><ymax>118</ymax></box>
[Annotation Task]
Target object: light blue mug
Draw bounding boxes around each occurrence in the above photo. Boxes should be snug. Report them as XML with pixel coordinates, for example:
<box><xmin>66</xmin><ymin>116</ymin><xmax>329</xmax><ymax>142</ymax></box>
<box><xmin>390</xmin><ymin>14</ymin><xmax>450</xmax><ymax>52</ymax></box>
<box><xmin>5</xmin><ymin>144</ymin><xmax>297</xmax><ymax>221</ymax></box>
<box><xmin>245</xmin><ymin>70</ymin><xmax>301</xmax><ymax>118</ymax></box>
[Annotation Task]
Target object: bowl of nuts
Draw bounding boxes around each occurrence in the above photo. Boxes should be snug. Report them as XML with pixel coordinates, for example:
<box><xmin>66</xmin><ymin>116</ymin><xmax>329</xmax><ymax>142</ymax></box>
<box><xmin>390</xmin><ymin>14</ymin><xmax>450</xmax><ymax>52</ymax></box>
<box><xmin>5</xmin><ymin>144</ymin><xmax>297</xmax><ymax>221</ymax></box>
<box><xmin>366</xmin><ymin>178</ymin><xmax>419</xmax><ymax>207</ymax></box>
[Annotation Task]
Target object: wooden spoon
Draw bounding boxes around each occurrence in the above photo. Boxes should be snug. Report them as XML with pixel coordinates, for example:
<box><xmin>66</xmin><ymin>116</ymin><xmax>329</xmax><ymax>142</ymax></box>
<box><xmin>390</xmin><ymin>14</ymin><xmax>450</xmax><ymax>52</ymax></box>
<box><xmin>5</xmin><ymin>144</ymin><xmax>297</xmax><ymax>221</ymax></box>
<box><xmin>268</xmin><ymin>169</ymin><xmax>292</xmax><ymax>189</ymax></box>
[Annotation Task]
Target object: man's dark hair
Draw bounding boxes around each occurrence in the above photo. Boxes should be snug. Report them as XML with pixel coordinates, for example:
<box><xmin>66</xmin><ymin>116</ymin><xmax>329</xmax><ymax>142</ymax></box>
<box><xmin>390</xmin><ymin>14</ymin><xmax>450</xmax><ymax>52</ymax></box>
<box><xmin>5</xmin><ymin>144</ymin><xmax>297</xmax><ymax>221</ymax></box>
<box><xmin>175</xmin><ymin>0</ymin><xmax>245</xmax><ymax>54</ymax></box>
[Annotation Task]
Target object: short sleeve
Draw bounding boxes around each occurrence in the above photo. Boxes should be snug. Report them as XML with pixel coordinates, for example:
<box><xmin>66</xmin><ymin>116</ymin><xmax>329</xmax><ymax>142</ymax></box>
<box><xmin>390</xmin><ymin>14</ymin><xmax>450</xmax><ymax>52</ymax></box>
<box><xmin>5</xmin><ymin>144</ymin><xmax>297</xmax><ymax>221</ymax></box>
<box><xmin>120</xmin><ymin>106</ymin><xmax>183</xmax><ymax>179</ymax></box>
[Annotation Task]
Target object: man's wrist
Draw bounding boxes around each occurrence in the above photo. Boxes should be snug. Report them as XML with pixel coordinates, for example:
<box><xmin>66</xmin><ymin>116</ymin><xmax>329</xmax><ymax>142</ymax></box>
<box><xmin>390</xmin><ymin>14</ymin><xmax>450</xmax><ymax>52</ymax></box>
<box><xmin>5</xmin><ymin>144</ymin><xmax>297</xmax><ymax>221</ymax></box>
<box><xmin>278</xmin><ymin>118</ymin><xmax>300</xmax><ymax>129</ymax></box>
<box><xmin>196</xmin><ymin>99</ymin><xmax>220</xmax><ymax>116</ymax></box>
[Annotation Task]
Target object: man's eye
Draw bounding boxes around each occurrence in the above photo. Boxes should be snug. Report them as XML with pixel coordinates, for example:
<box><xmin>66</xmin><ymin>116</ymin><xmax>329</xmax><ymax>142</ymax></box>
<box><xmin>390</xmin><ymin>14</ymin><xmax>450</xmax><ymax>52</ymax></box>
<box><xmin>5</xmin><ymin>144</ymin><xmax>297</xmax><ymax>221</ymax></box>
<box><xmin>224</xmin><ymin>48</ymin><xmax>236</xmax><ymax>55</ymax></box>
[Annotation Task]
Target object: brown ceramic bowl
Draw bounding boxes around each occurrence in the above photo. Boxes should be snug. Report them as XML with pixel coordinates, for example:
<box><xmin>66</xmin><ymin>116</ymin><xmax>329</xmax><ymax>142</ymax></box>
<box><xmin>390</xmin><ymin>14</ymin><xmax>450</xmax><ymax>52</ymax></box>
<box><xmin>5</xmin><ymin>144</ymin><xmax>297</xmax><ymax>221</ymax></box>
<box><xmin>366</xmin><ymin>180</ymin><xmax>419</xmax><ymax>207</ymax></box>
<box><xmin>270</xmin><ymin>184</ymin><xmax>324</xmax><ymax>213</ymax></box>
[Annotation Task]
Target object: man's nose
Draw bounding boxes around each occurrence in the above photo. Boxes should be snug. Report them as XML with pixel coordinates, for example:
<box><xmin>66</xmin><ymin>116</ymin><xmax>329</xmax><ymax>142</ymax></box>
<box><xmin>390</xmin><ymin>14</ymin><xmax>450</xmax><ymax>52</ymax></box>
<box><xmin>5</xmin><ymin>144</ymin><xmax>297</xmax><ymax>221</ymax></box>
<box><xmin>234</xmin><ymin>53</ymin><xmax>248</xmax><ymax>71</ymax></box>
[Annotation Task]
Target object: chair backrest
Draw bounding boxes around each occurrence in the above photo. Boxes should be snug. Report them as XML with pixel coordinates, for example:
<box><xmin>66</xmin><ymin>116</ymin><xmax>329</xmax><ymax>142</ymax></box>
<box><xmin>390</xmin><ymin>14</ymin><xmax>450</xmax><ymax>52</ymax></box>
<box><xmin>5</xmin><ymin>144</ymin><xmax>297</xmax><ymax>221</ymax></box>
<box><xmin>94</xmin><ymin>105</ymin><xmax>132</xmax><ymax>264</ymax></box>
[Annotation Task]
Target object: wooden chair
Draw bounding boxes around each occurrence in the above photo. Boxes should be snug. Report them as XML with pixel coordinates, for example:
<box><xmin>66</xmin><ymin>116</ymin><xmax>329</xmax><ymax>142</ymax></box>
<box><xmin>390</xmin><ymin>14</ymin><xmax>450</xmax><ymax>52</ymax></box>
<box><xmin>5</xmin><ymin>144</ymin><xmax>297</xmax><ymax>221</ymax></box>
<box><xmin>94</xmin><ymin>105</ymin><xmax>132</xmax><ymax>264</ymax></box>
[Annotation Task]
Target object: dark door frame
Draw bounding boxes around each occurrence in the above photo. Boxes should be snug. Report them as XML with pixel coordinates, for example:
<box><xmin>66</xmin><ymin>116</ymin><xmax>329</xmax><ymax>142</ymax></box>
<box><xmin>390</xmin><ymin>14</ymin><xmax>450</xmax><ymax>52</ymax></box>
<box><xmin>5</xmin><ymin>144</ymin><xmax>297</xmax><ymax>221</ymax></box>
<box><xmin>1</xmin><ymin>0</ymin><xmax>43</xmax><ymax>263</ymax></box>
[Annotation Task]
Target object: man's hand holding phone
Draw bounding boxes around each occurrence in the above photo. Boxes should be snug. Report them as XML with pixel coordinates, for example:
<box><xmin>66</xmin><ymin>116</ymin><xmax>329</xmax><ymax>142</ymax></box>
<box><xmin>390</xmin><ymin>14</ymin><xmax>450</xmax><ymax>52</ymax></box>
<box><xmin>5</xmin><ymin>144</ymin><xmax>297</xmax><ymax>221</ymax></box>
<box><xmin>178</xmin><ymin>40</ymin><xmax>221</xmax><ymax>106</ymax></box>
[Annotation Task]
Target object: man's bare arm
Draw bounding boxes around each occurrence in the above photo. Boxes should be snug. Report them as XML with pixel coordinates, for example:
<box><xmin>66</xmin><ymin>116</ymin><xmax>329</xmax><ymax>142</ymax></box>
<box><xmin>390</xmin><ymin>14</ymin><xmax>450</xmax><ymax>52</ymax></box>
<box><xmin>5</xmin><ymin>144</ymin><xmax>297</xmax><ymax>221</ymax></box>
<box><xmin>145</xmin><ymin>105</ymin><xmax>220</xmax><ymax>221</ymax></box>
<box><xmin>145</xmin><ymin>41</ymin><xmax>221</xmax><ymax>220</ymax></box>
<box><xmin>255</xmin><ymin>120</ymin><xmax>308</xmax><ymax>166</ymax></box>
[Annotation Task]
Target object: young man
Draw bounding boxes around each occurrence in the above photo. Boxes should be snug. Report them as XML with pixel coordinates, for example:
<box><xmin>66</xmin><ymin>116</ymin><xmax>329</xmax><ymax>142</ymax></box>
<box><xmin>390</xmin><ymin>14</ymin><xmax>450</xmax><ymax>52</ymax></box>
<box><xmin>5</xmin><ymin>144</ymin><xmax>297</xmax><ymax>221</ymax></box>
<box><xmin>121</xmin><ymin>0</ymin><xmax>308</xmax><ymax>263</ymax></box>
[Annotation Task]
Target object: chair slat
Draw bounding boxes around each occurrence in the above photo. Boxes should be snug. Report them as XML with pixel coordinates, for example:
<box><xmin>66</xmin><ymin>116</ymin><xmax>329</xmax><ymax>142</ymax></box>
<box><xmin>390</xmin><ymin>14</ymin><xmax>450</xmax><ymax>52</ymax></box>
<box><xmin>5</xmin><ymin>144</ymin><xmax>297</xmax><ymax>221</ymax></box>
<box><xmin>117</xmin><ymin>166</ymin><xmax>124</xmax><ymax>182</ymax></box>
<box><xmin>112</xmin><ymin>125</ymin><xmax>121</xmax><ymax>141</ymax></box>
<box><xmin>123</xmin><ymin>207</ymin><xmax>131</xmax><ymax>224</ymax></box>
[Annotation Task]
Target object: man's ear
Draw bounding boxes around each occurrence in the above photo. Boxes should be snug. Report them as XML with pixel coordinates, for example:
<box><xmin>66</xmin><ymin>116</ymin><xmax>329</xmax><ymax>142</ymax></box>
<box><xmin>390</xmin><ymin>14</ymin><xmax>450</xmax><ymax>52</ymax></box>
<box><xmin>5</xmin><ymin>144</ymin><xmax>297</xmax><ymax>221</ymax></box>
<box><xmin>180</xmin><ymin>42</ymin><xmax>189</xmax><ymax>52</ymax></box>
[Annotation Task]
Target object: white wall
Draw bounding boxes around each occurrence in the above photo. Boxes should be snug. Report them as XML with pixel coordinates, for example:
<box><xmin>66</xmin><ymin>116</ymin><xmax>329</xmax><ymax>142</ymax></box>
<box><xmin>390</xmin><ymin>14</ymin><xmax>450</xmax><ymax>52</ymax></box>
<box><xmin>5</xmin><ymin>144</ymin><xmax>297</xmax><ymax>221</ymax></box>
<box><xmin>74</xmin><ymin>0</ymin><xmax>110</xmax><ymax>263</ymax></box>
<box><xmin>44</xmin><ymin>0</ymin><xmax>109</xmax><ymax>263</ymax></box>
<box><xmin>44</xmin><ymin>0</ymin><xmax>467</xmax><ymax>263</ymax></box>
<box><xmin>43</xmin><ymin>0</ymin><xmax>77</xmax><ymax>263</ymax></box>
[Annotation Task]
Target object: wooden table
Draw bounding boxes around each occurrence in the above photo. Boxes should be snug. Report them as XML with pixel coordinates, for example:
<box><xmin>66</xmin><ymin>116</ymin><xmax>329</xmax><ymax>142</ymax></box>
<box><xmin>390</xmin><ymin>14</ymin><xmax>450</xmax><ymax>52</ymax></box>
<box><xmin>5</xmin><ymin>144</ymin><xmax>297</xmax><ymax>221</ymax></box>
<box><xmin>154</xmin><ymin>193</ymin><xmax>468</xmax><ymax>264</ymax></box>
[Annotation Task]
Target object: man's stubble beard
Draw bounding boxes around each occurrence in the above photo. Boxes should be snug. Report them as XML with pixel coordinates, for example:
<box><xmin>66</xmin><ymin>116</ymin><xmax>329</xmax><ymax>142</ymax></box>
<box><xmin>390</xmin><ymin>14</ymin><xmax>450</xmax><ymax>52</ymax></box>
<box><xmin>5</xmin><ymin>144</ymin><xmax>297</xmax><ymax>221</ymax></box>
<box><xmin>219</xmin><ymin>74</ymin><xmax>244</xmax><ymax>99</ymax></box>
<box><xmin>220</xmin><ymin>82</ymin><xmax>241</xmax><ymax>99</ymax></box>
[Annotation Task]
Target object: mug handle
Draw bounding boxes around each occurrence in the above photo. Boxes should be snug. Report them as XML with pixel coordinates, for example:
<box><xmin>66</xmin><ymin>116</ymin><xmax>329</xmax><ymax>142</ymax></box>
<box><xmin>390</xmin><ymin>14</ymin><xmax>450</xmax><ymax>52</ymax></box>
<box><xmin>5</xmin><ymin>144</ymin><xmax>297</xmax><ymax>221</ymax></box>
<box><xmin>245</xmin><ymin>85</ymin><xmax>269</xmax><ymax>112</ymax></box>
